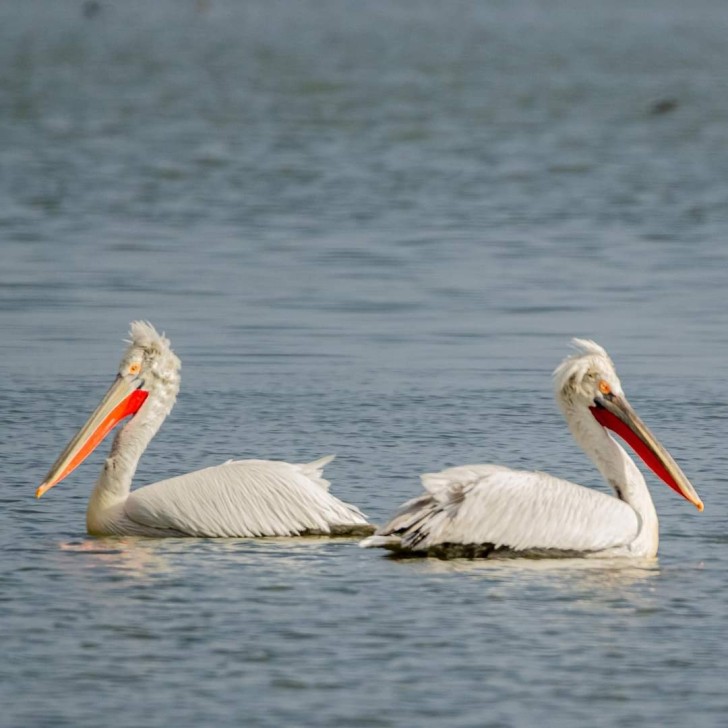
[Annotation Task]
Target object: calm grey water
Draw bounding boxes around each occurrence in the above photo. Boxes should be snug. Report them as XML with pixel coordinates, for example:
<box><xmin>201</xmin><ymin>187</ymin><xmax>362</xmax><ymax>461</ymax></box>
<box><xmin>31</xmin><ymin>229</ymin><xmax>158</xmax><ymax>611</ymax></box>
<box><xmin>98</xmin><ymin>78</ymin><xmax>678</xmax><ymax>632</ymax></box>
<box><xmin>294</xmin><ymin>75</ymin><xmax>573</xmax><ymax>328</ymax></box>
<box><xmin>2</xmin><ymin>1</ymin><xmax>728</xmax><ymax>726</ymax></box>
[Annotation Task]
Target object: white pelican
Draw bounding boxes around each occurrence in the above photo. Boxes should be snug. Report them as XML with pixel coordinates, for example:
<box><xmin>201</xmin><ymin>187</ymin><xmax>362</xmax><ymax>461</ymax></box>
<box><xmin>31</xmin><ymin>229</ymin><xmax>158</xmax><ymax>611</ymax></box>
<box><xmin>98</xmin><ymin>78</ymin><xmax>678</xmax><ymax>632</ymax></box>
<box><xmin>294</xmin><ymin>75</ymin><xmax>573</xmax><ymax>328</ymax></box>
<box><xmin>361</xmin><ymin>339</ymin><xmax>703</xmax><ymax>559</ymax></box>
<box><xmin>36</xmin><ymin>322</ymin><xmax>374</xmax><ymax>538</ymax></box>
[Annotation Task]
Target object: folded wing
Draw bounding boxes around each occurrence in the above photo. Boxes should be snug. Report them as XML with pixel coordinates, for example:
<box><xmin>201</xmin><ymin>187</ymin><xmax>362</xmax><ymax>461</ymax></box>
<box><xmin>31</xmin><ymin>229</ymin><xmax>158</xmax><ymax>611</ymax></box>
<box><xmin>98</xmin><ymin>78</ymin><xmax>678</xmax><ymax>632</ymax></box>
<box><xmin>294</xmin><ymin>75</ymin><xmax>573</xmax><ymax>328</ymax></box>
<box><xmin>362</xmin><ymin>464</ymin><xmax>640</xmax><ymax>556</ymax></box>
<box><xmin>126</xmin><ymin>456</ymin><xmax>371</xmax><ymax>537</ymax></box>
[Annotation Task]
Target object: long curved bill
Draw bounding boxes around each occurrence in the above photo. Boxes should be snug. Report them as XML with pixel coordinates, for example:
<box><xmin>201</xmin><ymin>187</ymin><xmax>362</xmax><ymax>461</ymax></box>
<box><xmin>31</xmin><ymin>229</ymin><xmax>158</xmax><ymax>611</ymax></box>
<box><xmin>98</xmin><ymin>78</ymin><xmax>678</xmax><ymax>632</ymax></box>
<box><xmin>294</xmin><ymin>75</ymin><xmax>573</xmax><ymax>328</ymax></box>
<box><xmin>590</xmin><ymin>394</ymin><xmax>703</xmax><ymax>511</ymax></box>
<box><xmin>36</xmin><ymin>376</ymin><xmax>148</xmax><ymax>499</ymax></box>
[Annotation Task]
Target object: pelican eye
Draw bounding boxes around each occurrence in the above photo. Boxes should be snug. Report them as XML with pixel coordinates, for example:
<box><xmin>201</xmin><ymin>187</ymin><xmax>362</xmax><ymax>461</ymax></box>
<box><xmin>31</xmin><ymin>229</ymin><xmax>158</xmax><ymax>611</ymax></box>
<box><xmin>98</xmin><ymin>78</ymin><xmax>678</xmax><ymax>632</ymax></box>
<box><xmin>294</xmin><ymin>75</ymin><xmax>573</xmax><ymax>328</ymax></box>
<box><xmin>598</xmin><ymin>380</ymin><xmax>611</xmax><ymax>395</ymax></box>
<box><xmin>128</xmin><ymin>362</ymin><xmax>142</xmax><ymax>376</ymax></box>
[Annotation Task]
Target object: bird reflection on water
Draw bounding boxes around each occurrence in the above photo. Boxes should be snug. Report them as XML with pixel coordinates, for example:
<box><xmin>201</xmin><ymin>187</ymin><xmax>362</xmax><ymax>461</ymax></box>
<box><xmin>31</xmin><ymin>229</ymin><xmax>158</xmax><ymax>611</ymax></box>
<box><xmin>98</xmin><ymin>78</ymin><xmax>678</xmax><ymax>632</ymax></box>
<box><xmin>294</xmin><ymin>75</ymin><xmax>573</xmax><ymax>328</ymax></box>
<box><xmin>55</xmin><ymin>534</ymin><xmax>366</xmax><ymax>579</ymax></box>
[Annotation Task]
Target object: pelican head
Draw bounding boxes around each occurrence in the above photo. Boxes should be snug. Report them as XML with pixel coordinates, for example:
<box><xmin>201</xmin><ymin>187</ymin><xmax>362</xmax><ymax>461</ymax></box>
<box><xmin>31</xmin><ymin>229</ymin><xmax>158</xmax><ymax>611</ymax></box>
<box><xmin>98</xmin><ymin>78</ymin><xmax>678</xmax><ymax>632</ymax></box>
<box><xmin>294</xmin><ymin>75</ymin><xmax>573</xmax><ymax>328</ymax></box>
<box><xmin>553</xmin><ymin>338</ymin><xmax>703</xmax><ymax>511</ymax></box>
<box><xmin>553</xmin><ymin>338</ymin><xmax>623</xmax><ymax>407</ymax></box>
<box><xmin>119</xmin><ymin>321</ymin><xmax>181</xmax><ymax>394</ymax></box>
<box><xmin>36</xmin><ymin>321</ymin><xmax>180</xmax><ymax>499</ymax></box>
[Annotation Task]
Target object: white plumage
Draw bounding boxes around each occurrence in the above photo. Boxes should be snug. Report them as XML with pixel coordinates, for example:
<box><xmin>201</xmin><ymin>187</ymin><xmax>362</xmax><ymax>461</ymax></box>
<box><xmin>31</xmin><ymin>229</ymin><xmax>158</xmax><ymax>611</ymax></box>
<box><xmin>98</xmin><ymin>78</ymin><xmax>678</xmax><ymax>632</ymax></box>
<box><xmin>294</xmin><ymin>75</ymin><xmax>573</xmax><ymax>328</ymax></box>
<box><xmin>361</xmin><ymin>339</ymin><xmax>702</xmax><ymax>559</ymax></box>
<box><xmin>364</xmin><ymin>465</ymin><xmax>639</xmax><ymax>557</ymax></box>
<box><xmin>38</xmin><ymin>322</ymin><xmax>373</xmax><ymax>539</ymax></box>
<box><xmin>119</xmin><ymin>457</ymin><xmax>368</xmax><ymax>538</ymax></box>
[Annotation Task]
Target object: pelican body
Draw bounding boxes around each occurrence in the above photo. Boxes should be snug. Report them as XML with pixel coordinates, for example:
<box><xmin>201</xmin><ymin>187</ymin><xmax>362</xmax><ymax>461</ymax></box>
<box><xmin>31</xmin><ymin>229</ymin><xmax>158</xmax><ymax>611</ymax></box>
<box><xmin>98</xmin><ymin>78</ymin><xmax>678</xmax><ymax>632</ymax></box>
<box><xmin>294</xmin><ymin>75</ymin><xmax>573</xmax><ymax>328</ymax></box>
<box><xmin>361</xmin><ymin>340</ymin><xmax>702</xmax><ymax>559</ymax></box>
<box><xmin>37</xmin><ymin>322</ymin><xmax>373</xmax><ymax>538</ymax></box>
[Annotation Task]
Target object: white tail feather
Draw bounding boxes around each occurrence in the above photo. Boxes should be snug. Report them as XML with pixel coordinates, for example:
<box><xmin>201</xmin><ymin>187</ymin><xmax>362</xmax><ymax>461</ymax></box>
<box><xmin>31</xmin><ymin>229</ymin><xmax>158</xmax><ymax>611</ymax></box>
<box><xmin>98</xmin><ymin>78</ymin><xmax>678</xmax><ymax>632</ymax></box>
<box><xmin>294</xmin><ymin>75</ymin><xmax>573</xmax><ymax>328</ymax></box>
<box><xmin>298</xmin><ymin>455</ymin><xmax>335</xmax><ymax>491</ymax></box>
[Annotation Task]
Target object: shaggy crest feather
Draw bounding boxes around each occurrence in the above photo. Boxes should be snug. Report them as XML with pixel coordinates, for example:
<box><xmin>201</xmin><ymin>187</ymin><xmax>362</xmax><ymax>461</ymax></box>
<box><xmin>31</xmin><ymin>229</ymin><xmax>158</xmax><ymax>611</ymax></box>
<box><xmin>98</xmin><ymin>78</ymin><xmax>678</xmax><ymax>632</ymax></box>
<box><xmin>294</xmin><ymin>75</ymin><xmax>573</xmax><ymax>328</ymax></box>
<box><xmin>570</xmin><ymin>338</ymin><xmax>608</xmax><ymax>358</ymax></box>
<box><xmin>127</xmin><ymin>321</ymin><xmax>172</xmax><ymax>355</ymax></box>
<box><xmin>552</xmin><ymin>337</ymin><xmax>617</xmax><ymax>399</ymax></box>
<box><xmin>122</xmin><ymin>321</ymin><xmax>180</xmax><ymax>385</ymax></box>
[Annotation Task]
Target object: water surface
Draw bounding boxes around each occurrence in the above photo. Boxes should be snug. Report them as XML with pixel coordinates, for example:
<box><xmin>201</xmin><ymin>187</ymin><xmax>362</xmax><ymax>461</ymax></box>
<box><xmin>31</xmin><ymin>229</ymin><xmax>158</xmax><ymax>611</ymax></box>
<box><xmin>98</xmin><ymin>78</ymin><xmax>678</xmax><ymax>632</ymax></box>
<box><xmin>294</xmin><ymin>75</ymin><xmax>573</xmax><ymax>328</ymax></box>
<box><xmin>2</xmin><ymin>2</ymin><xmax>728</xmax><ymax>726</ymax></box>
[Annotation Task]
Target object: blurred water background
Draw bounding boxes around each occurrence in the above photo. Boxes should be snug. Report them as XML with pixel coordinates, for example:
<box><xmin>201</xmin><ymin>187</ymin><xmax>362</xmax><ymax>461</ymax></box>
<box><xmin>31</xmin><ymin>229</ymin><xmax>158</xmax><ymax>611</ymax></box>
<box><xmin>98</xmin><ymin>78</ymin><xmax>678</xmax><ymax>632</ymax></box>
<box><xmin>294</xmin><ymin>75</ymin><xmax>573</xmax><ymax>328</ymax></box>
<box><xmin>2</xmin><ymin>1</ymin><xmax>728</xmax><ymax>726</ymax></box>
